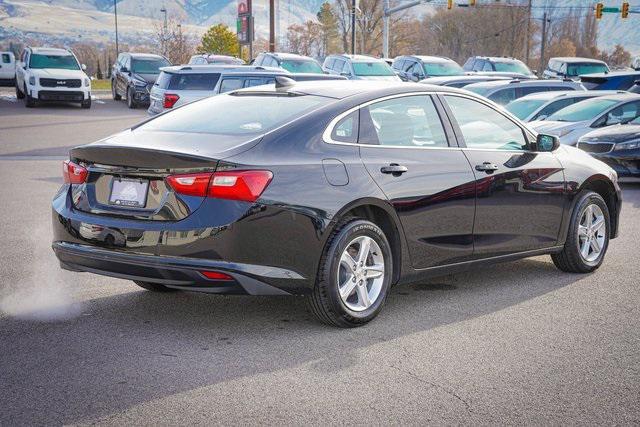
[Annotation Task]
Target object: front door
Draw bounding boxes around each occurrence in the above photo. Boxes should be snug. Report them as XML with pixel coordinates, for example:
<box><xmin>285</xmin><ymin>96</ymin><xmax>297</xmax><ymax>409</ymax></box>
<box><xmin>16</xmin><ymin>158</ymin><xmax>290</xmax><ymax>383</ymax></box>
<box><xmin>358</xmin><ymin>94</ymin><xmax>476</xmax><ymax>269</ymax></box>
<box><xmin>441</xmin><ymin>94</ymin><xmax>567</xmax><ymax>258</ymax></box>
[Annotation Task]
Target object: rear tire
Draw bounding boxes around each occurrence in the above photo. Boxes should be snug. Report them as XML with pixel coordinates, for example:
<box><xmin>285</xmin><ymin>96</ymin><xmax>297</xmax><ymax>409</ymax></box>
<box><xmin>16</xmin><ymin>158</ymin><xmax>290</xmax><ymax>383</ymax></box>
<box><xmin>307</xmin><ymin>219</ymin><xmax>393</xmax><ymax>327</ymax></box>
<box><xmin>551</xmin><ymin>191</ymin><xmax>610</xmax><ymax>273</ymax></box>
<box><xmin>134</xmin><ymin>281</ymin><xmax>179</xmax><ymax>292</ymax></box>
<box><xmin>15</xmin><ymin>81</ymin><xmax>25</xmax><ymax>99</ymax></box>
<box><xmin>111</xmin><ymin>80</ymin><xmax>121</xmax><ymax>100</ymax></box>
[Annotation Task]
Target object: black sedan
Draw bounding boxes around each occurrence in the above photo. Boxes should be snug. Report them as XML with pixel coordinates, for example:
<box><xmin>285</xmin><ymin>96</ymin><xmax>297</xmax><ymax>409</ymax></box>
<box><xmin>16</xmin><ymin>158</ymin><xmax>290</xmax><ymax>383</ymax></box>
<box><xmin>578</xmin><ymin>117</ymin><xmax>640</xmax><ymax>177</ymax></box>
<box><xmin>52</xmin><ymin>79</ymin><xmax>621</xmax><ymax>327</ymax></box>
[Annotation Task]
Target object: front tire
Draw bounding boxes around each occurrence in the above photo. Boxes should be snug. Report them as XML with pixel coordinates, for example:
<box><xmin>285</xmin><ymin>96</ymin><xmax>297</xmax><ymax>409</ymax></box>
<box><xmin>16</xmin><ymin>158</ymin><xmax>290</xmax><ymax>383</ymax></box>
<box><xmin>15</xmin><ymin>81</ymin><xmax>25</xmax><ymax>99</ymax></box>
<box><xmin>126</xmin><ymin>87</ymin><xmax>136</xmax><ymax>109</ymax></box>
<box><xmin>81</xmin><ymin>98</ymin><xmax>91</xmax><ymax>109</ymax></box>
<box><xmin>552</xmin><ymin>191</ymin><xmax>610</xmax><ymax>273</ymax></box>
<box><xmin>134</xmin><ymin>281</ymin><xmax>179</xmax><ymax>292</ymax></box>
<box><xmin>307</xmin><ymin>219</ymin><xmax>393</xmax><ymax>327</ymax></box>
<box><xmin>25</xmin><ymin>86</ymin><xmax>36</xmax><ymax>108</ymax></box>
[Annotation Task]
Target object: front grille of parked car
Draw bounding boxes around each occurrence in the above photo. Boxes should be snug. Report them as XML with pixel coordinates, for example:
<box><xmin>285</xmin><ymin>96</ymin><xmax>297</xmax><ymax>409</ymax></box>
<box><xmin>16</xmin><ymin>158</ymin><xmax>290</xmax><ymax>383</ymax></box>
<box><xmin>577</xmin><ymin>142</ymin><xmax>614</xmax><ymax>154</ymax></box>
<box><xmin>40</xmin><ymin>78</ymin><xmax>82</xmax><ymax>88</ymax></box>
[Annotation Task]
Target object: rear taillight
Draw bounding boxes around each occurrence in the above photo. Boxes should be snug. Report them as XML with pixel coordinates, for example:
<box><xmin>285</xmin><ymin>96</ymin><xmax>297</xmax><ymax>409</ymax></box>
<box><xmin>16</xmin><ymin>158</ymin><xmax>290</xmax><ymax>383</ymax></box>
<box><xmin>62</xmin><ymin>160</ymin><xmax>88</xmax><ymax>184</ymax></box>
<box><xmin>163</xmin><ymin>93</ymin><xmax>179</xmax><ymax>108</ymax></box>
<box><xmin>166</xmin><ymin>170</ymin><xmax>273</xmax><ymax>202</ymax></box>
<box><xmin>200</xmin><ymin>271</ymin><xmax>233</xmax><ymax>281</ymax></box>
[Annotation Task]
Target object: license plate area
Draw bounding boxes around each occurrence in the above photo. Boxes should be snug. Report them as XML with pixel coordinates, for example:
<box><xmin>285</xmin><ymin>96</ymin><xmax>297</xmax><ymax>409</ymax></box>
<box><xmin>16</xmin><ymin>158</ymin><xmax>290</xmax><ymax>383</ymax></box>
<box><xmin>109</xmin><ymin>178</ymin><xmax>149</xmax><ymax>208</ymax></box>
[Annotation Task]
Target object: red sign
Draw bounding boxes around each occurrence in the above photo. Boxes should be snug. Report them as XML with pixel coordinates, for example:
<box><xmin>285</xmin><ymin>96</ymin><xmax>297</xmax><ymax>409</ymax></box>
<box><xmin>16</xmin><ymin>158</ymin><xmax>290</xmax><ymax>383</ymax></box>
<box><xmin>238</xmin><ymin>0</ymin><xmax>251</xmax><ymax>15</ymax></box>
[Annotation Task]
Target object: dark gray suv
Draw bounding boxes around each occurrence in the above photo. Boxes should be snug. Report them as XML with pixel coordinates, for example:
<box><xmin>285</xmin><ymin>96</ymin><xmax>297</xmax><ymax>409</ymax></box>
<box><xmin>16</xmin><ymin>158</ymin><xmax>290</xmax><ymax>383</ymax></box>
<box><xmin>392</xmin><ymin>55</ymin><xmax>464</xmax><ymax>82</ymax></box>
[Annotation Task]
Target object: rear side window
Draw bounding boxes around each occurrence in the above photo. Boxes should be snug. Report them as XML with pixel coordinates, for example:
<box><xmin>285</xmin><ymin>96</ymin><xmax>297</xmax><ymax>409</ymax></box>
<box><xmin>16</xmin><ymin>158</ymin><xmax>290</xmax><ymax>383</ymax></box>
<box><xmin>154</xmin><ymin>71</ymin><xmax>173</xmax><ymax>89</ymax></box>
<box><xmin>361</xmin><ymin>95</ymin><xmax>448</xmax><ymax>148</ymax></box>
<box><xmin>168</xmin><ymin>73</ymin><xmax>220</xmax><ymax>90</ymax></box>
<box><xmin>444</xmin><ymin>95</ymin><xmax>527</xmax><ymax>151</ymax></box>
<box><xmin>489</xmin><ymin>88</ymin><xmax>516</xmax><ymax>105</ymax></box>
<box><xmin>245</xmin><ymin>77</ymin><xmax>275</xmax><ymax>88</ymax></box>
<box><xmin>140</xmin><ymin>93</ymin><xmax>332</xmax><ymax>136</ymax></box>
<box><xmin>331</xmin><ymin>111</ymin><xmax>359</xmax><ymax>143</ymax></box>
<box><xmin>220</xmin><ymin>78</ymin><xmax>244</xmax><ymax>93</ymax></box>
<box><xmin>2</xmin><ymin>54</ymin><xmax>10</xmax><ymax>63</ymax></box>
<box><xmin>532</xmin><ymin>98</ymin><xmax>575</xmax><ymax>120</ymax></box>
<box><xmin>325</xmin><ymin>58</ymin><xmax>335</xmax><ymax>70</ymax></box>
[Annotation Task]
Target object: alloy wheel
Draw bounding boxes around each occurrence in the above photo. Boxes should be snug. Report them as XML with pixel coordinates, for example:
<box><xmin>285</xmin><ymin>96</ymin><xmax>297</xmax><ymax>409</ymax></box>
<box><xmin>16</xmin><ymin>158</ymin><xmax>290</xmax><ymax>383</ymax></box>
<box><xmin>577</xmin><ymin>204</ymin><xmax>606</xmax><ymax>263</ymax></box>
<box><xmin>337</xmin><ymin>236</ymin><xmax>385</xmax><ymax>312</ymax></box>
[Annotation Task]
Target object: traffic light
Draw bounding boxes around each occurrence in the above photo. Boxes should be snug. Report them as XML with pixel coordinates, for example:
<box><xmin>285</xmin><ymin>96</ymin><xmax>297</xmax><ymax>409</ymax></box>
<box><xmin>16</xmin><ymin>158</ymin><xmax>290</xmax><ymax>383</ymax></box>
<box><xmin>448</xmin><ymin>0</ymin><xmax>453</xmax><ymax>9</ymax></box>
<box><xmin>595</xmin><ymin>2</ymin><xmax>603</xmax><ymax>19</ymax></box>
<box><xmin>622</xmin><ymin>2</ymin><xmax>629</xmax><ymax>18</ymax></box>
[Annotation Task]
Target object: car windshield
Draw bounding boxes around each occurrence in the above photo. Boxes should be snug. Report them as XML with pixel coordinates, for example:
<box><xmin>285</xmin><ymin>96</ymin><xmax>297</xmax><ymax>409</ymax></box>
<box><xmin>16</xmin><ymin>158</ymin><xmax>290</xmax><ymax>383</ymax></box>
<box><xmin>505</xmin><ymin>98</ymin><xmax>547</xmax><ymax>119</ymax></box>
<box><xmin>139</xmin><ymin>93</ymin><xmax>333</xmax><ymax>135</ymax></box>
<box><xmin>566</xmin><ymin>63</ymin><xmax>608</xmax><ymax>76</ymax></box>
<box><xmin>423</xmin><ymin>61</ymin><xmax>464</xmax><ymax>76</ymax></box>
<box><xmin>280</xmin><ymin>59</ymin><xmax>323</xmax><ymax>74</ymax></box>
<box><xmin>493</xmin><ymin>60</ymin><xmax>531</xmax><ymax>75</ymax></box>
<box><xmin>29</xmin><ymin>54</ymin><xmax>79</xmax><ymax>70</ymax></box>
<box><xmin>352</xmin><ymin>61</ymin><xmax>395</xmax><ymax>76</ymax></box>
<box><xmin>131</xmin><ymin>58</ymin><xmax>170</xmax><ymax>74</ymax></box>
<box><xmin>547</xmin><ymin>98</ymin><xmax>619</xmax><ymax>122</ymax></box>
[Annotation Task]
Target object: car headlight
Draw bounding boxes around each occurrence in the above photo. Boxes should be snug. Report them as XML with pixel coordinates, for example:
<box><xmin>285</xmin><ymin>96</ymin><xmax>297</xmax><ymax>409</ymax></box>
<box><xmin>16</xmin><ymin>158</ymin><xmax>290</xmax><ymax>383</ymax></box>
<box><xmin>84</xmin><ymin>78</ymin><xmax>91</xmax><ymax>87</ymax></box>
<box><xmin>133</xmin><ymin>79</ymin><xmax>147</xmax><ymax>87</ymax></box>
<box><xmin>28</xmin><ymin>76</ymin><xmax>36</xmax><ymax>85</ymax></box>
<box><xmin>613</xmin><ymin>139</ymin><xmax>640</xmax><ymax>151</ymax></box>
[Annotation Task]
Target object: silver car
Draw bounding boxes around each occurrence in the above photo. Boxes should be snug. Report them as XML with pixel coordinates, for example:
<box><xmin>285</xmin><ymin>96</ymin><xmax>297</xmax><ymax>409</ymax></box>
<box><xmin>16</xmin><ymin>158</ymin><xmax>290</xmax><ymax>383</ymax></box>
<box><xmin>322</xmin><ymin>54</ymin><xmax>401</xmax><ymax>82</ymax></box>
<box><xmin>529</xmin><ymin>93</ymin><xmax>640</xmax><ymax>146</ymax></box>
<box><xmin>464</xmin><ymin>79</ymin><xmax>586</xmax><ymax>105</ymax></box>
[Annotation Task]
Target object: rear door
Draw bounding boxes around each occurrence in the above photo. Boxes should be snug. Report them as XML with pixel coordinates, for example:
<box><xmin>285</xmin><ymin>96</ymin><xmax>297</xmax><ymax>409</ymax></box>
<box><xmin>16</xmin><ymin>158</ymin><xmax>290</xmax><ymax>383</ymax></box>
<box><xmin>356</xmin><ymin>93</ymin><xmax>476</xmax><ymax>268</ymax></box>
<box><xmin>0</xmin><ymin>52</ymin><xmax>14</xmax><ymax>79</ymax></box>
<box><xmin>441</xmin><ymin>94</ymin><xmax>566</xmax><ymax>257</ymax></box>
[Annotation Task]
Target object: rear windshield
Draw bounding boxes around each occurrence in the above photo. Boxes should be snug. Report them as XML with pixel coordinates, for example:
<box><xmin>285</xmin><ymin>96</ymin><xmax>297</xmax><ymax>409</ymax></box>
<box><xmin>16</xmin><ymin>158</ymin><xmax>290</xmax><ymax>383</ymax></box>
<box><xmin>493</xmin><ymin>60</ymin><xmax>531</xmax><ymax>75</ymax></box>
<box><xmin>352</xmin><ymin>62</ymin><xmax>395</xmax><ymax>76</ymax></box>
<box><xmin>155</xmin><ymin>72</ymin><xmax>221</xmax><ymax>90</ymax></box>
<box><xmin>139</xmin><ymin>93</ymin><xmax>333</xmax><ymax>135</ymax></box>
<box><xmin>280</xmin><ymin>59</ymin><xmax>323</xmax><ymax>74</ymax></box>
<box><xmin>547</xmin><ymin>98</ymin><xmax>618</xmax><ymax>122</ymax></box>
<box><xmin>30</xmin><ymin>54</ymin><xmax>79</xmax><ymax>70</ymax></box>
<box><xmin>505</xmin><ymin>98</ymin><xmax>547</xmax><ymax>120</ymax></box>
<box><xmin>131</xmin><ymin>58</ymin><xmax>170</xmax><ymax>74</ymax></box>
<box><xmin>423</xmin><ymin>61</ymin><xmax>464</xmax><ymax>76</ymax></box>
<box><xmin>567</xmin><ymin>63</ymin><xmax>608</xmax><ymax>76</ymax></box>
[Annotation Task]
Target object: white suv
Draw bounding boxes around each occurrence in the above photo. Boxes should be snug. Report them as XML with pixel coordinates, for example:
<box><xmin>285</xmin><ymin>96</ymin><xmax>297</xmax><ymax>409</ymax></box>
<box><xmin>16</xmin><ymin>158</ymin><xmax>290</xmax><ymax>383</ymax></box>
<box><xmin>15</xmin><ymin>47</ymin><xmax>91</xmax><ymax>108</ymax></box>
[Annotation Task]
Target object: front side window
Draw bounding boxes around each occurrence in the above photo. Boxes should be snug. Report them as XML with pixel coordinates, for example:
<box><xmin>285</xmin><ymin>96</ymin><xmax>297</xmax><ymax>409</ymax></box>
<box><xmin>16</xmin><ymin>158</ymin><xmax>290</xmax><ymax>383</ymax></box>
<box><xmin>482</xmin><ymin>61</ymin><xmax>493</xmax><ymax>72</ymax></box>
<box><xmin>2</xmin><ymin>54</ymin><xmax>10</xmax><ymax>64</ymax></box>
<box><xmin>352</xmin><ymin>61</ymin><xmax>395</xmax><ymax>77</ymax></box>
<box><xmin>219</xmin><ymin>78</ymin><xmax>244</xmax><ymax>93</ymax></box>
<box><xmin>566</xmin><ymin>63</ymin><xmax>608</xmax><ymax>76</ymax></box>
<box><xmin>423</xmin><ymin>61</ymin><xmax>464</xmax><ymax>76</ymax></box>
<box><xmin>489</xmin><ymin>88</ymin><xmax>517</xmax><ymax>105</ymax></box>
<box><xmin>493</xmin><ymin>60</ymin><xmax>532</xmax><ymax>75</ymax></box>
<box><xmin>605</xmin><ymin>101</ymin><xmax>640</xmax><ymax>124</ymax></box>
<box><xmin>29</xmin><ymin>54</ymin><xmax>79</xmax><ymax>70</ymax></box>
<box><xmin>362</xmin><ymin>95</ymin><xmax>448</xmax><ymax>148</ymax></box>
<box><xmin>444</xmin><ymin>95</ymin><xmax>527</xmax><ymax>150</ymax></box>
<box><xmin>532</xmin><ymin>98</ymin><xmax>575</xmax><ymax>120</ymax></box>
<box><xmin>505</xmin><ymin>98</ymin><xmax>547</xmax><ymax>120</ymax></box>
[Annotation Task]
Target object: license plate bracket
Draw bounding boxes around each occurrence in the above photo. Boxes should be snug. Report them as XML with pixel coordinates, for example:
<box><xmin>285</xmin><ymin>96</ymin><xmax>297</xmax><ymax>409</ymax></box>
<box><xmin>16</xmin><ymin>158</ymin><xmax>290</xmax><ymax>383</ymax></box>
<box><xmin>109</xmin><ymin>178</ymin><xmax>149</xmax><ymax>208</ymax></box>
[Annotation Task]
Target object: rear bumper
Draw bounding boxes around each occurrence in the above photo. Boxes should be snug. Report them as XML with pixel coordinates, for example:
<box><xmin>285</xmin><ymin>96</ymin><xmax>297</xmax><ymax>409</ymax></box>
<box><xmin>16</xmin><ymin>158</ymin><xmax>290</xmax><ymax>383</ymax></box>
<box><xmin>53</xmin><ymin>241</ymin><xmax>292</xmax><ymax>295</ymax></box>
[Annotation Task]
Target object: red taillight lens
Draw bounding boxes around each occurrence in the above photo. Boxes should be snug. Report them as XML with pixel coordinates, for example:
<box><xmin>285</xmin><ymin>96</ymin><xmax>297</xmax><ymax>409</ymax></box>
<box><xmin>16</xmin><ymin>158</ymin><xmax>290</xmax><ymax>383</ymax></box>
<box><xmin>200</xmin><ymin>271</ymin><xmax>233</xmax><ymax>281</ymax></box>
<box><xmin>208</xmin><ymin>170</ymin><xmax>273</xmax><ymax>202</ymax></box>
<box><xmin>165</xmin><ymin>173</ymin><xmax>212</xmax><ymax>197</ymax></box>
<box><xmin>166</xmin><ymin>170</ymin><xmax>273</xmax><ymax>202</ymax></box>
<box><xmin>163</xmin><ymin>93</ymin><xmax>179</xmax><ymax>108</ymax></box>
<box><xmin>62</xmin><ymin>160</ymin><xmax>88</xmax><ymax>184</ymax></box>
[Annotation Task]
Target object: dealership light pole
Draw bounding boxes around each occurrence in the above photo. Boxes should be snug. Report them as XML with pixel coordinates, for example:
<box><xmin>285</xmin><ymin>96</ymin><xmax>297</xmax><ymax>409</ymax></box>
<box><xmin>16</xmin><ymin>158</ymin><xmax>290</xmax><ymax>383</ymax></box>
<box><xmin>383</xmin><ymin>0</ymin><xmax>432</xmax><ymax>59</ymax></box>
<box><xmin>114</xmin><ymin>0</ymin><xmax>119</xmax><ymax>57</ymax></box>
<box><xmin>351</xmin><ymin>0</ymin><xmax>356</xmax><ymax>54</ymax></box>
<box><xmin>160</xmin><ymin>6</ymin><xmax>168</xmax><ymax>56</ymax></box>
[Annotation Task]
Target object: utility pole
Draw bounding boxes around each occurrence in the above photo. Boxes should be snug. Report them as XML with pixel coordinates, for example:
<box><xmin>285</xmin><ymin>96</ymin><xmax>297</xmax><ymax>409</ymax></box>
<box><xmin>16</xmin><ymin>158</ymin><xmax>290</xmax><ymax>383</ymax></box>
<box><xmin>160</xmin><ymin>6</ymin><xmax>168</xmax><ymax>56</ymax></box>
<box><xmin>539</xmin><ymin>11</ymin><xmax>548</xmax><ymax>79</ymax></box>
<box><xmin>114</xmin><ymin>0</ymin><xmax>119</xmax><ymax>57</ymax></box>
<box><xmin>383</xmin><ymin>0</ymin><xmax>430</xmax><ymax>59</ymax></box>
<box><xmin>525</xmin><ymin>0</ymin><xmax>532</xmax><ymax>65</ymax></box>
<box><xmin>269</xmin><ymin>0</ymin><xmax>275</xmax><ymax>52</ymax></box>
<box><xmin>351</xmin><ymin>0</ymin><xmax>356</xmax><ymax>54</ymax></box>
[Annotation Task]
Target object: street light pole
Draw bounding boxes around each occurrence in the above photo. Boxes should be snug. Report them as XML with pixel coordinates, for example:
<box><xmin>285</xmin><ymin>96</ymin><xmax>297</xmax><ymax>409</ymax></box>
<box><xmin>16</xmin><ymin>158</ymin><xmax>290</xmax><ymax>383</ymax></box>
<box><xmin>383</xmin><ymin>0</ymin><xmax>429</xmax><ymax>59</ymax></box>
<box><xmin>351</xmin><ymin>0</ymin><xmax>356</xmax><ymax>54</ymax></box>
<box><xmin>539</xmin><ymin>12</ymin><xmax>548</xmax><ymax>78</ymax></box>
<box><xmin>160</xmin><ymin>7</ymin><xmax>168</xmax><ymax>56</ymax></box>
<box><xmin>114</xmin><ymin>0</ymin><xmax>119</xmax><ymax>57</ymax></box>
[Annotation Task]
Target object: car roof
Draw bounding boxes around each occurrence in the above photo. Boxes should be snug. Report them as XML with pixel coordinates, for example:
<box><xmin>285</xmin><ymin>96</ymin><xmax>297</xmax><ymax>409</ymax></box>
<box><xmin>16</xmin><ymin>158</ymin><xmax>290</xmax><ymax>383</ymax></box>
<box><xmin>159</xmin><ymin>65</ymin><xmax>284</xmax><ymax>74</ymax></box>
<box><xmin>400</xmin><ymin>55</ymin><xmax>453</xmax><ymax>63</ymax></box>
<box><xmin>128</xmin><ymin>53</ymin><xmax>165</xmax><ymax>60</ymax></box>
<box><xmin>29</xmin><ymin>47</ymin><xmax>72</xmax><ymax>55</ymax></box>
<box><xmin>550</xmin><ymin>57</ymin><xmax>607</xmax><ymax>64</ymax></box>
<box><xmin>234</xmin><ymin>80</ymin><xmax>465</xmax><ymax>100</ymax></box>
<box><xmin>580</xmin><ymin>70</ymin><xmax>640</xmax><ymax>78</ymax></box>
<box><xmin>515</xmin><ymin>90</ymin><xmax>624</xmax><ymax>102</ymax></box>
<box><xmin>264</xmin><ymin>52</ymin><xmax>315</xmax><ymax>61</ymax></box>
<box><xmin>472</xmin><ymin>56</ymin><xmax>521</xmax><ymax>62</ymax></box>
<box><xmin>330</xmin><ymin>54</ymin><xmax>384</xmax><ymax>63</ymax></box>
<box><xmin>465</xmin><ymin>79</ymin><xmax>579</xmax><ymax>90</ymax></box>
<box><xmin>420</xmin><ymin>75</ymin><xmax>511</xmax><ymax>84</ymax></box>
<box><xmin>591</xmin><ymin>93</ymin><xmax>640</xmax><ymax>102</ymax></box>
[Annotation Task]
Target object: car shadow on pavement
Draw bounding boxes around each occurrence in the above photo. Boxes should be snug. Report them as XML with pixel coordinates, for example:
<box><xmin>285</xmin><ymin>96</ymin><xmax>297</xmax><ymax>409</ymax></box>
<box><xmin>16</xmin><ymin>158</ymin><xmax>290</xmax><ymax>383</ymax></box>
<box><xmin>0</xmin><ymin>256</ymin><xmax>586</xmax><ymax>424</ymax></box>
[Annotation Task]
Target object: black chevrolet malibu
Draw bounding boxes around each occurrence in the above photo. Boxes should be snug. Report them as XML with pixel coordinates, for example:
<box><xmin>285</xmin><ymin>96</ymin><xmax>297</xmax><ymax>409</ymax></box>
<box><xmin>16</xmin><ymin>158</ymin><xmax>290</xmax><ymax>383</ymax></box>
<box><xmin>52</xmin><ymin>79</ymin><xmax>621</xmax><ymax>327</ymax></box>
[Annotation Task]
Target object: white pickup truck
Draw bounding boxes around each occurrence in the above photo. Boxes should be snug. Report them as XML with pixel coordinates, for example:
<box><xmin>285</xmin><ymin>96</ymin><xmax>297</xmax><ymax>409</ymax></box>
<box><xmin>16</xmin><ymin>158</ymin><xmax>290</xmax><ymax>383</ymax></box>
<box><xmin>0</xmin><ymin>51</ymin><xmax>16</xmax><ymax>83</ymax></box>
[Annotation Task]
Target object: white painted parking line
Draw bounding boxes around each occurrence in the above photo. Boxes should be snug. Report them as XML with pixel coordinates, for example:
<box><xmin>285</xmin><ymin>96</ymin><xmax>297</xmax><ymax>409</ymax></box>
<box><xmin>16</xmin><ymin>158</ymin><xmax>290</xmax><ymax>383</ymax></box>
<box><xmin>0</xmin><ymin>95</ymin><xmax>17</xmax><ymax>102</ymax></box>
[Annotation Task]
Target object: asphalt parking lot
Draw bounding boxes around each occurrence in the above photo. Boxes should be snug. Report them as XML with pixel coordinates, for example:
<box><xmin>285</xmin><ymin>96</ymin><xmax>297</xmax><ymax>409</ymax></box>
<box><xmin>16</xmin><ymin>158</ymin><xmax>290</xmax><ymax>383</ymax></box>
<box><xmin>1</xmin><ymin>93</ymin><xmax>639</xmax><ymax>425</ymax></box>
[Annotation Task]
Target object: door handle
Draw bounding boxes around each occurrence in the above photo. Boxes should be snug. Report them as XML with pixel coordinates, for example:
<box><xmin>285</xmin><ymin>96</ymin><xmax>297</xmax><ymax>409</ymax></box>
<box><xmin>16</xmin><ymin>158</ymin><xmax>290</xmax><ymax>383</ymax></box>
<box><xmin>380</xmin><ymin>164</ymin><xmax>408</xmax><ymax>176</ymax></box>
<box><xmin>475</xmin><ymin>162</ymin><xmax>499</xmax><ymax>173</ymax></box>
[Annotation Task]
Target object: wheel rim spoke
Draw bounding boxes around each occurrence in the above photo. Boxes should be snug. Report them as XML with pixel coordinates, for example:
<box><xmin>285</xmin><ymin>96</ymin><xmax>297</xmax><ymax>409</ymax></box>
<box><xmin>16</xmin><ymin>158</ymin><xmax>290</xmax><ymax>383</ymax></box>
<box><xmin>581</xmin><ymin>239</ymin><xmax>591</xmax><ymax>259</ymax></box>
<box><xmin>337</xmin><ymin>235</ymin><xmax>385</xmax><ymax>312</ymax></box>
<box><xmin>578</xmin><ymin>203</ymin><xmax>606</xmax><ymax>263</ymax></box>
<box><xmin>591</xmin><ymin>216</ymin><xmax>604</xmax><ymax>234</ymax></box>
<box><xmin>357</xmin><ymin>237</ymin><xmax>371</xmax><ymax>265</ymax></box>
<box><xmin>339</xmin><ymin>275</ymin><xmax>357</xmax><ymax>300</ymax></box>
<box><xmin>356</xmin><ymin>283</ymin><xmax>372</xmax><ymax>309</ymax></box>
<box><xmin>363</xmin><ymin>264</ymin><xmax>384</xmax><ymax>279</ymax></box>
<box><xmin>590</xmin><ymin>237</ymin><xmax>601</xmax><ymax>253</ymax></box>
<box><xmin>340</xmin><ymin>252</ymin><xmax>357</xmax><ymax>275</ymax></box>
<box><xmin>578</xmin><ymin>225</ymin><xmax>588</xmax><ymax>238</ymax></box>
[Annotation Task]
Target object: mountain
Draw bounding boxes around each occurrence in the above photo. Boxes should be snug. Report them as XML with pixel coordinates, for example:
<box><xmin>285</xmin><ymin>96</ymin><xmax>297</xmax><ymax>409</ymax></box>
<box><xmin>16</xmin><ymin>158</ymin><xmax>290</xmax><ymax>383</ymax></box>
<box><xmin>0</xmin><ymin>0</ymin><xmax>638</xmax><ymax>55</ymax></box>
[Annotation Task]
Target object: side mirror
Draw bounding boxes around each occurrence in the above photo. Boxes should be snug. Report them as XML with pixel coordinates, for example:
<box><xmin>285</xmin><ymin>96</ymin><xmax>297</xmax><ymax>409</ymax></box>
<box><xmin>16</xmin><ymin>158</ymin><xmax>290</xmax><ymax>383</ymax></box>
<box><xmin>81</xmin><ymin>63</ymin><xmax>87</xmax><ymax>71</ymax></box>
<box><xmin>536</xmin><ymin>134</ymin><xmax>560</xmax><ymax>152</ymax></box>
